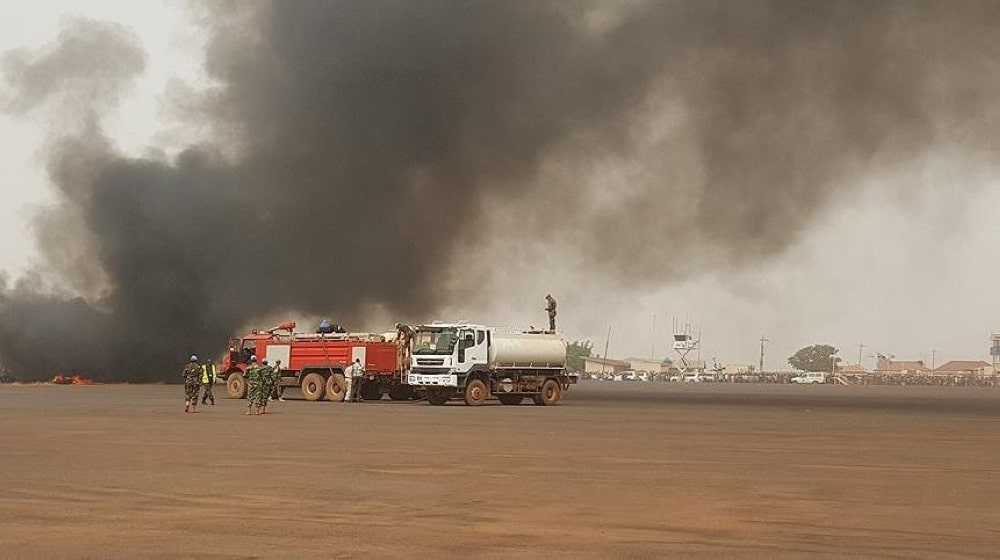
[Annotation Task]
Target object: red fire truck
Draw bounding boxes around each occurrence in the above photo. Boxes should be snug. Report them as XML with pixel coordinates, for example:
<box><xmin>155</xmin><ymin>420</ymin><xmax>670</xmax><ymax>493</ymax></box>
<box><xmin>221</xmin><ymin>321</ymin><xmax>415</xmax><ymax>401</ymax></box>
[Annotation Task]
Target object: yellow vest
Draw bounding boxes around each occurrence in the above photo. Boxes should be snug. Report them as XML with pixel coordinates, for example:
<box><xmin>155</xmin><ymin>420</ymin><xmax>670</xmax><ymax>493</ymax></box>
<box><xmin>201</xmin><ymin>363</ymin><xmax>217</xmax><ymax>383</ymax></box>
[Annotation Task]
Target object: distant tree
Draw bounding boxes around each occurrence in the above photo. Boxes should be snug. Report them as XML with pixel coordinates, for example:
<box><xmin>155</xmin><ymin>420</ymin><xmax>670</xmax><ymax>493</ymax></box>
<box><xmin>566</xmin><ymin>340</ymin><xmax>593</xmax><ymax>372</ymax></box>
<box><xmin>788</xmin><ymin>344</ymin><xmax>840</xmax><ymax>372</ymax></box>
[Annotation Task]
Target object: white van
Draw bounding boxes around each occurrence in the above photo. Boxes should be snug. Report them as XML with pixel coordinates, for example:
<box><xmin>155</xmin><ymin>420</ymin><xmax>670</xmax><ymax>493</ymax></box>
<box><xmin>791</xmin><ymin>372</ymin><xmax>827</xmax><ymax>384</ymax></box>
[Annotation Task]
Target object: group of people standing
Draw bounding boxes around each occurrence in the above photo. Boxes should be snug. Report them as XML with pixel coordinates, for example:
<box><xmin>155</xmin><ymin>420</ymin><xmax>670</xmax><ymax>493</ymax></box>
<box><xmin>244</xmin><ymin>355</ymin><xmax>282</xmax><ymax>415</ymax></box>
<box><xmin>182</xmin><ymin>355</ymin><xmax>219</xmax><ymax>413</ymax></box>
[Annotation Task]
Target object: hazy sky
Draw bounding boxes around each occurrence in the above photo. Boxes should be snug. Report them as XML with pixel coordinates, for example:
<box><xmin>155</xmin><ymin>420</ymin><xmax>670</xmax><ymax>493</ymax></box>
<box><xmin>2</xmin><ymin>1</ymin><xmax>999</xmax><ymax>373</ymax></box>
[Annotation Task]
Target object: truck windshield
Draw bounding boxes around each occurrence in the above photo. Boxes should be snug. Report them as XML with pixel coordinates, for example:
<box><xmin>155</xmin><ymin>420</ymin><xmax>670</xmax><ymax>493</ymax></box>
<box><xmin>412</xmin><ymin>328</ymin><xmax>458</xmax><ymax>355</ymax></box>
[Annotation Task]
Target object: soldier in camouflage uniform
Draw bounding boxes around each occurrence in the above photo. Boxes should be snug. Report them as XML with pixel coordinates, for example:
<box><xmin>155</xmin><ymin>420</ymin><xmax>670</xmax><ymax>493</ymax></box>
<box><xmin>183</xmin><ymin>355</ymin><xmax>201</xmax><ymax>413</ymax></box>
<box><xmin>258</xmin><ymin>359</ymin><xmax>277</xmax><ymax>414</ymax></box>
<box><xmin>244</xmin><ymin>355</ymin><xmax>262</xmax><ymax>415</ymax></box>
<box><xmin>545</xmin><ymin>294</ymin><xmax>557</xmax><ymax>332</ymax></box>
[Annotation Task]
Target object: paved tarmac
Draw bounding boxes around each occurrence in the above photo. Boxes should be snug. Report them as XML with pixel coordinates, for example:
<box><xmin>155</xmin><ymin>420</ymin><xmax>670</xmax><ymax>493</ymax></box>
<box><xmin>1</xmin><ymin>382</ymin><xmax>998</xmax><ymax>559</ymax></box>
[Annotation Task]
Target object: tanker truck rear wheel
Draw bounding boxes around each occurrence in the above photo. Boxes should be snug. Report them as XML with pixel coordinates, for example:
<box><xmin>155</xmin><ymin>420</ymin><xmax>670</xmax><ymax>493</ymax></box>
<box><xmin>497</xmin><ymin>394</ymin><xmax>523</xmax><ymax>406</ymax></box>
<box><xmin>301</xmin><ymin>373</ymin><xmax>326</xmax><ymax>401</ymax></box>
<box><xmin>427</xmin><ymin>388</ymin><xmax>451</xmax><ymax>406</ymax></box>
<box><xmin>226</xmin><ymin>372</ymin><xmax>247</xmax><ymax>399</ymax></box>
<box><xmin>464</xmin><ymin>379</ymin><xmax>489</xmax><ymax>406</ymax></box>
<box><xmin>325</xmin><ymin>373</ymin><xmax>346</xmax><ymax>402</ymax></box>
<box><xmin>388</xmin><ymin>384</ymin><xmax>415</xmax><ymax>401</ymax></box>
<box><xmin>537</xmin><ymin>379</ymin><xmax>562</xmax><ymax>406</ymax></box>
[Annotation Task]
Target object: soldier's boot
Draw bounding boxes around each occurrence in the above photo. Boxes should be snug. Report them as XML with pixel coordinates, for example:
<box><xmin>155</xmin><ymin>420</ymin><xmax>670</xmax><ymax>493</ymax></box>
<box><xmin>184</xmin><ymin>400</ymin><xmax>190</xmax><ymax>413</ymax></box>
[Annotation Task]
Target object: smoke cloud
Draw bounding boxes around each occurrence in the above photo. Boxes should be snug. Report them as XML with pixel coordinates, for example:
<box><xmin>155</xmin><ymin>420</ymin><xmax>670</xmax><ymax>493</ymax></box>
<box><xmin>2</xmin><ymin>2</ymin><xmax>1000</xmax><ymax>380</ymax></box>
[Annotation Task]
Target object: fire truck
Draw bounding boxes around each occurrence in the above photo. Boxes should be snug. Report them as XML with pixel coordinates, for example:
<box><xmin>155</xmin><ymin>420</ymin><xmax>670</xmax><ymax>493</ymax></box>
<box><xmin>221</xmin><ymin>321</ymin><xmax>414</xmax><ymax>402</ymax></box>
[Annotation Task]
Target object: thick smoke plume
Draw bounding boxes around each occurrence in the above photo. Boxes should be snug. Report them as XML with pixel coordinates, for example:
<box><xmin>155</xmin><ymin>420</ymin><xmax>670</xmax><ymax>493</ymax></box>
<box><xmin>2</xmin><ymin>2</ymin><xmax>1000</xmax><ymax>380</ymax></box>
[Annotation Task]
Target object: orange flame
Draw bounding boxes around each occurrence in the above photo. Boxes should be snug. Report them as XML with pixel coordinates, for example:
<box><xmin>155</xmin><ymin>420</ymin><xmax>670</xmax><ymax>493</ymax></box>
<box><xmin>51</xmin><ymin>373</ymin><xmax>96</xmax><ymax>385</ymax></box>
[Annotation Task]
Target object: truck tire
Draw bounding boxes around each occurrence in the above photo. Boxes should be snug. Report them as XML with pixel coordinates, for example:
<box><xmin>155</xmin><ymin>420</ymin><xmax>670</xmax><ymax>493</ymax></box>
<box><xmin>226</xmin><ymin>372</ymin><xmax>247</xmax><ymax>399</ymax></box>
<box><xmin>464</xmin><ymin>378</ymin><xmax>489</xmax><ymax>406</ymax></box>
<box><xmin>301</xmin><ymin>372</ymin><xmax>326</xmax><ymax>401</ymax></box>
<box><xmin>360</xmin><ymin>382</ymin><xmax>382</xmax><ymax>401</ymax></box>
<box><xmin>537</xmin><ymin>379</ymin><xmax>562</xmax><ymax>406</ymax></box>
<box><xmin>388</xmin><ymin>384</ymin><xmax>415</xmax><ymax>401</ymax></box>
<box><xmin>325</xmin><ymin>373</ymin><xmax>346</xmax><ymax>402</ymax></box>
<box><xmin>427</xmin><ymin>388</ymin><xmax>451</xmax><ymax>406</ymax></box>
<box><xmin>497</xmin><ymin>394</ymin><xmax>523</xmax><ymax>406</ymax></box>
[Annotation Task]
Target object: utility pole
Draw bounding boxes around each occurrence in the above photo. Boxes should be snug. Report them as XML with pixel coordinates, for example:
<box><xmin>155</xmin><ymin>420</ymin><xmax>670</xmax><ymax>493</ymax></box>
<box><xmin>651</xmin><ymin>313</ymin><xmax>656</xmax><ymax>359</ymax></box>
<box><xmin>600</xmin><ymin>323</ymin><xmax>612</xmax><ymax>378</ymax></box>
<box><xmin>759</xmin><ymin>337</ymin><xmax>769</xmax><ymax>373</ymax></box>
<box><xmin>858</xmin><ymin>343</ymin><xmax>866</xmax><ymax>367</ymax></box>
<box><xmin>931</xmin><ymin>348</ymin><xmax>937</xmax><ymax>371</ymax></box>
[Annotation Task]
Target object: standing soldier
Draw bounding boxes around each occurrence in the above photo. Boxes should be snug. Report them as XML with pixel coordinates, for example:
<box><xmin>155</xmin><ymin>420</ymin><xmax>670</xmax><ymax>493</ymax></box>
<box><xmin>258</xmin><ymin>359</ymin><xmax>272</xmax><ymax>414</ymax></box>
<box><xmin>200</xmin><ymin>358</ymin><xmax>218</xmax><ymax>406</ymax></box>
<box><xmin>259</xmin><ymin>359</ymin><xmax>281</xmax><ymax>414</ymax></box>
<box><xmin>545</xmin><ymin>294</ymin><xmax>557</xmax><ymax>332</ymax></box>
<box><xmin>183</xmin><ymin>355</ymin><xmax>201</xmax><ymax>413</ymax></box>
<box><xmin>269</xmin><ymin>359</ymin><xmax>284</xmax><ymax>403</ymax></box>
<box><xmin>244</xmin><ymin>355</ymin><xmax>261</xmax><ymax>415</ymax></box>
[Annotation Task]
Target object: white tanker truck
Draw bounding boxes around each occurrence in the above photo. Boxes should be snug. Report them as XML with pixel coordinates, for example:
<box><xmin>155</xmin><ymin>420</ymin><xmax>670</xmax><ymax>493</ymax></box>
<box><xmin>404</xmin><ymin>322</ymin><xmax>576</xmax><ymax>406</ymax></box>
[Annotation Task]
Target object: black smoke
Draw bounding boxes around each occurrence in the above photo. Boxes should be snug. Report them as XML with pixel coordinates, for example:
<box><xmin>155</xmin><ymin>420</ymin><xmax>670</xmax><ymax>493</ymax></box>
<box><xmin>2</xmin><ymin>2</ymin><xmax>1000</xmax><ymax>380</ymax></box>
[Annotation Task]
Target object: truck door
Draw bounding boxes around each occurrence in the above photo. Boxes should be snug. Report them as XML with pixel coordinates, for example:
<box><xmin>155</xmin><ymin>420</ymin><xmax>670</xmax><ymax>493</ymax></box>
<box><xmin>458</xmin><ymin>329</ymin><xmax>488</xmax><ymax>367</ymax></box>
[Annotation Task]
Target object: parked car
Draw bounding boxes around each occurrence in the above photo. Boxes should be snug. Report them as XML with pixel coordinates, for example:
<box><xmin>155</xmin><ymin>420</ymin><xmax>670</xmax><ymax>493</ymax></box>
<box><xmin>791</xmin><ymin>372</ymin><xmax>828</xmax><ymax>384</ymax></box>
<box><xmin>681</xmin><ymin>373</ymin><xmax>702</xmax><ymax>383</ymax></box>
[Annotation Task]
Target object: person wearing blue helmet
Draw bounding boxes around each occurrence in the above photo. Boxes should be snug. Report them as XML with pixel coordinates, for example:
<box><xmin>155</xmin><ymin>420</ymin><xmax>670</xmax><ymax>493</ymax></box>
<box><xmin>183</xmin><ymin>355</ymin><xmax>202</xmax><ymax>413</ymax></box>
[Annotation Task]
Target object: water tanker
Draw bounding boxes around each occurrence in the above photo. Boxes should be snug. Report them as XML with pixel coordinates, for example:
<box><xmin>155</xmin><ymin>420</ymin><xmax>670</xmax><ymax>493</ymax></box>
<box><xmin>489</xmin><ymin>332</ymin><xmax>566</xmax><ymax>369</ymax></box>
<box><xmin>404</xmin><ymin>323</ymin><xmax>575</xmax><ymax>406</ymax></box>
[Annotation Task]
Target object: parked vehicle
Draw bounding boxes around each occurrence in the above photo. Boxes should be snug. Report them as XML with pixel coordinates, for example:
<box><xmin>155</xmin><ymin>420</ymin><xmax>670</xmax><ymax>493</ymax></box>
<box><xmin>405</xmin><ymin>322</ymin><xmax>576</xmax><ymax>406</ymax></box>
<box><xmin>221</xmin><ymin>321</ymin><xmax>413</xmax><ymax>402</ymax></box>
<box><xmin>791</xmin><ymin>372</ymin><xmax>828</xmax><ymax>384</ymax></box>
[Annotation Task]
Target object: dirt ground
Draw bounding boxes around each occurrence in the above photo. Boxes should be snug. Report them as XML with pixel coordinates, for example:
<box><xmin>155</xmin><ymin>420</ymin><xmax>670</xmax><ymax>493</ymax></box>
<box><xmin>1</xmin><ymin>382</ymin><xmax>999</xmax><ymax>559</ymax></box>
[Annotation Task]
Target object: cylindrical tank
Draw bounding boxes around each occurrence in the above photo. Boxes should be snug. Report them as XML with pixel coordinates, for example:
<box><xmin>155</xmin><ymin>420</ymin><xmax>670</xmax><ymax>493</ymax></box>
<box><xmin>489</xmin><ymin>332</ymin><xmax>567</xmax><ymax>369</ymax></box>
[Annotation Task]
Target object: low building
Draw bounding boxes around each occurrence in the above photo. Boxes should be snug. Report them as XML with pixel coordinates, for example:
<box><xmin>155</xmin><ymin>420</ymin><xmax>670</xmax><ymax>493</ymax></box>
<box><xmin>838</xmin><ymin>363</ymin><xmax>868</xmax><ymax>375</ymax></box>
<box><xmin>933</xmin><ymin>360</ymin><xmax>993</xmax><ymax>377</ymax></box>
<box><xmin>875</xmin><ymin>357</ymin><xmax>929</xmax><ymax>375</ymax></box>
<box><xmin>623</xmin><ymin>358</ymin><xmax>668</xmax><ymax>374</ymax></box>
<box><xmin>583</xmin><ymin>357</ymin><xmax>631</xmax><ymax>377</ymax></box>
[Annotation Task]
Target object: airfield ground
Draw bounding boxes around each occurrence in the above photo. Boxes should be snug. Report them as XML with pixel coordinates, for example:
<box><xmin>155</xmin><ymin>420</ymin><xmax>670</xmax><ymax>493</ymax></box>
<box><xmin>1</xmin><ymin>382</ymin><xmax>998</xmax><ymax>559</ymax></box>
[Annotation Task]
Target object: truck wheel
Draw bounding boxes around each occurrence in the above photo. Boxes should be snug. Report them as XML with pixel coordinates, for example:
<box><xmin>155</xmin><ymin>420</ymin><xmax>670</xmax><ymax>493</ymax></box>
<box><xmin>497</xmin><ymin>394</ymin><xmax>523</xmax><ymax>406</ymax></box>
<box><xmin>537</xmin><ymin>379</ymin><xmax>562</xmax><ymax>406</ymax></box>
<box><xmin>427</xmin><ymin>388</ymin><xmax>450</xmax><ymax>406</ymax></box>
<box><xmin>325</xmin><ymin>373</ymin><xmax>346</xmax><ymax>402</ymax></box>
<box><xmin>226</xmin><ymin>372</ymin><xmax>247</xmax><ymax>399</ymax></box>
<box><xmin>301</xmin><ymin>373</ymin><xmax>326</xmax><ymax>401</ymax></box>
<box><xmin>464</xmin><ymin>379</ymin><xmax>489</xmax><ymax>406</ymax></box>
<box><xmin>388</xmin><ymin>384</ymin><xmax>415</xmax><ymax>401</ymax></box>
<box><xmin>360</xmin><ymin>382</ymin><xmax>382</xmax><ymax>401</ymax></box>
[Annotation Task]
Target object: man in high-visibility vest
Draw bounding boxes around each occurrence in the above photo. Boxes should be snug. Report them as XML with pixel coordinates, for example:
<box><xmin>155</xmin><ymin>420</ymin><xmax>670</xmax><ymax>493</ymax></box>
<box><xmin>200</xmin><ymin>358</ymin><xmax>218</xmax><ymax>406</ymax></box>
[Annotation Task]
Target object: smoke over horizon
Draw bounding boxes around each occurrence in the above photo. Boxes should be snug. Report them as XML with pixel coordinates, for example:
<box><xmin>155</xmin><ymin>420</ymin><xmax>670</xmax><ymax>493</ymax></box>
<box><xmin>2</xmin><ymin>1</ymin><xmax>1000</xmax><ymax>380</ymax></box>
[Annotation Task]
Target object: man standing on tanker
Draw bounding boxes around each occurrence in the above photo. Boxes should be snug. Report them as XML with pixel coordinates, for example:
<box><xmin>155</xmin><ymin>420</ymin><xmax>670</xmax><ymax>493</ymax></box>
<box><xmin>545</xmin><ymin>294</ymin><xmax>557</xmax><ymax>332</ymax></box>
<box><xmin>200</xmin><ymin>357</ymin><xmax>217</xmax><ymax>406</ymax></box>
<box><xmin>183</xmin><ymin>355</ymin><xmax>201</xmax><ymax>413</ymax></box>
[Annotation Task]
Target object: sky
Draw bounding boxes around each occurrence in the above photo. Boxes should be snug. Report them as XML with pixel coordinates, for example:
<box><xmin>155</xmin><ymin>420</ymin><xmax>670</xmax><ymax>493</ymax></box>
<box><xmin>2</xmin><ymin>1</ymin><xmax>999</xmax><ymax>375</ymax></box>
